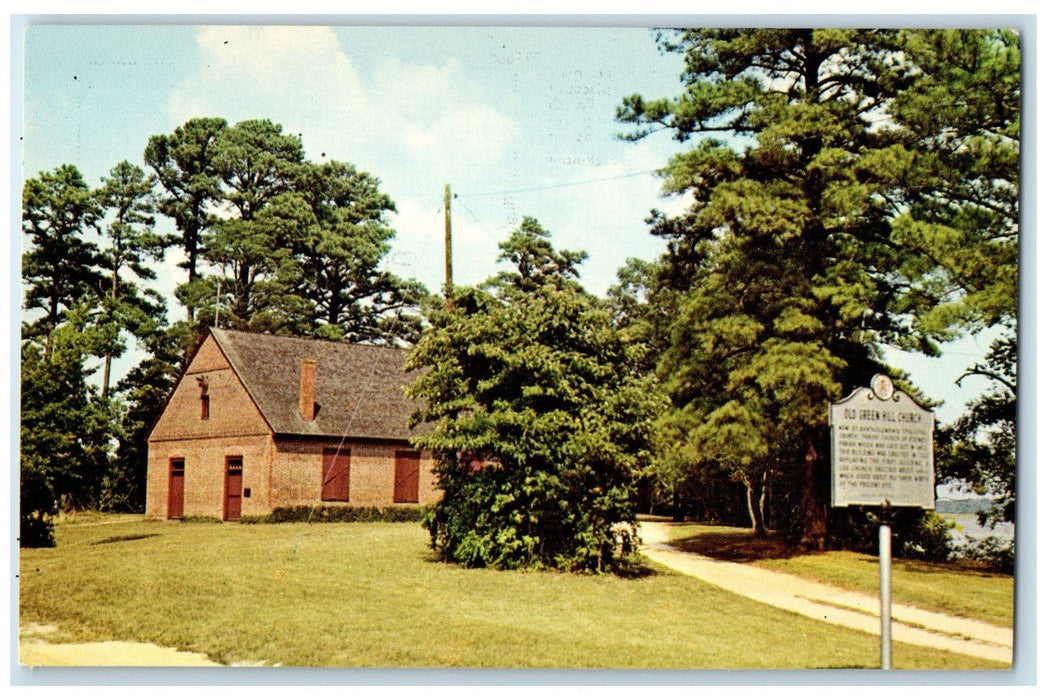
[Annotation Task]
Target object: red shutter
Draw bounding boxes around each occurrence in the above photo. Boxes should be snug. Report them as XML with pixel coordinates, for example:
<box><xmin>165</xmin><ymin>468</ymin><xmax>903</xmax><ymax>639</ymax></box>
<box><xmin>321</xmin><ymin>448</ymin><xmax>350</xmax><ymax>502</ymax></box>
<box><xmin>394</xmin><ymin>450</ymin><xmax>420</xmax><ymax>503</ymax></box>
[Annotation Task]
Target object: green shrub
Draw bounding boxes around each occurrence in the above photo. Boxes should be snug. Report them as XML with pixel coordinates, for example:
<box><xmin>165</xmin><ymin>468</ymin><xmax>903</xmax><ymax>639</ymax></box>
<box><xmin>20</xmin><ymin>511</ymin><xmax>56</xmax><ymax>548</ymax></box>
<box><xmin>241</xmin><ymin>505</ymin><xmax>425</xmax><ymax>524</ymax></box>
<box><xmin>896</xmin><ymin>511</ymin><xmax>957</xmax><ymax>563</ymax></box>
<box><xmin>406</xmin><ymin>219</ymin><xmax>662</xmax><ymax>574</ymax></box>
<box><xmin>960</xmin><ymin>535</ymin><xmax>1014</xmax><ymax>574</ymax></box>
<box><xmin>828</xmin><ymin>508</ymin><xmax>958</xmax><ymax>564</ymax></box>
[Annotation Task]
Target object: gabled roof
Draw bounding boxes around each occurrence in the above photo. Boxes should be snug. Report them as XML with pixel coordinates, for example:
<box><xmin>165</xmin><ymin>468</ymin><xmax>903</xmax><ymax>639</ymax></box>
<box><xmin>209</xmin><ymin>328</ymin><xmax>424</xmax><ymax>441</ymax></box>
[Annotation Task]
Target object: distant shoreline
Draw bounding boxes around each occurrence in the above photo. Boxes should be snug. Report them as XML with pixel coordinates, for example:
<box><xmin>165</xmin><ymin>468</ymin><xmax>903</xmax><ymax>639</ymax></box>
<box><xmin>935</xmin><ymin>497</ymin><xmax>995</xmax><ymax>515</ymax></box>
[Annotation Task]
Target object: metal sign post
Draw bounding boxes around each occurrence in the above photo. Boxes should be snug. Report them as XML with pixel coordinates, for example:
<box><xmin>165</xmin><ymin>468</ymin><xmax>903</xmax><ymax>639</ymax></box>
<box><xmin>829</xmin><ymin>374</ymin><xmax>934</xmax><ymax>670</ymax></box>
<box><xmin>878</xmin><ymin>502</ymin><xmax>892</xmax><ymax>669</ymax></box>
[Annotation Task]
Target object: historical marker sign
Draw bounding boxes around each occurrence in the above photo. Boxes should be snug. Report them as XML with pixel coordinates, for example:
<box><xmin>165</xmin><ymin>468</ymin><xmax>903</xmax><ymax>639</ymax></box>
<box><xmin>829</xmin><ymin>375</ymin><xmax>935</xmax><ymax>509</ymax></box>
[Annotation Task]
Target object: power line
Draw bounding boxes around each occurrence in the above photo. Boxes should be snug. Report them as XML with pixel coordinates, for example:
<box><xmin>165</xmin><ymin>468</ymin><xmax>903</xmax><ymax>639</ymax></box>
<box><xmin>457</xmin><ymin>169</ymin><xmax>661</xmax><ymax>198</ymax></box>
<box><xmin>454</xmin><ymin>197</ymin><xmax>504</xmax><ymax>246</ymax></box>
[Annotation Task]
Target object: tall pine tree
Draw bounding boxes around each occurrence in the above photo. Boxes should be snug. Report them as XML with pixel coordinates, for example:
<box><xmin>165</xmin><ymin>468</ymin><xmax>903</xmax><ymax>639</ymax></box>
<box><xmin>93</xmin><ymin>160</ymin><xmax>168</xmax><ymax>398</ymax></box>
<box><xmin>144</xmin><ymin>117</ymin><xmax>227</xmax><ymax>321</ymax></box>
<box><xmin>22</xmin><ymin>164</ymin><xmax>103</xmax><ymax>356</ymax></box>
<box><xmin>618</xmin><ymin>29</ymin><xmax>1019</xmax><ymax>548</ymax></box>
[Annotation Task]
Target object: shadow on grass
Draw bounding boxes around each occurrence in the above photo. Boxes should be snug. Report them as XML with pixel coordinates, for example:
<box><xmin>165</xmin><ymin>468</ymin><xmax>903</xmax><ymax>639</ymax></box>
<box><xmin>419</xmin><ymin>549</ymin><xmax>659</xmax><ymax>578</ymax></box>
<box><xmin>667</xmin><ymin>528</ymin><xmax>803</xmax><ymax>563</ymax></box>
<box><xmin>615</xmin><ymin>563</ymin><xmax>659</xmax><ymax>579</ymax></box>
<box><xmin>91</xmin><ymin>534</ymin><xmax>159</xmax><ymax>546</ymax></box>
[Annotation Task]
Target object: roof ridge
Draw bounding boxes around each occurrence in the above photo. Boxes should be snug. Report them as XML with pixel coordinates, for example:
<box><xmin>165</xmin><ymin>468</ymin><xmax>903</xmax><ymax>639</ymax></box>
<box><xmin>209</xmin><ymin>327</ymin><xmax>409</xmax><ymax>353</ymax></box>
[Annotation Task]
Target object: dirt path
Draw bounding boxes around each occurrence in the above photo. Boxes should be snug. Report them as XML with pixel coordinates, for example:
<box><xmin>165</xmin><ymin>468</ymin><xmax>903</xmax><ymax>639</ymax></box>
<box><xmin>638</xmin><ymin>521</ymin><xmax>1013</xmax><ymax>665</ymax></box>
<box><xmin>18</xmin><ymin>623</ymin><xmax>222</xmax><ymax>667</ymax></box>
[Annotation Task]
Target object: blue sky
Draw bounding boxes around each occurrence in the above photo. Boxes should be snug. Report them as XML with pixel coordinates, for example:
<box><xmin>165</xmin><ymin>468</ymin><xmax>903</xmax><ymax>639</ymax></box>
<box><xmin>20</xmin><ymin>24</ymin><xmax>685</xmax><ymax>295</ymax></box>
<box><xmin>14</xmin><ymin>22</ymin><xmax>1006</xmax><ymax>423</ymax></box>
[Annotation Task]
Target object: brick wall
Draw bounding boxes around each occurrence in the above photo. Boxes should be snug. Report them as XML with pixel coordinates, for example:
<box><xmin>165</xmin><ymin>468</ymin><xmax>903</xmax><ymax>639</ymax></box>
<box><xmin>417</xmin><ymin>452</ymin><xmax>439</xmax><ymax>504</ymax></box>
<box><xmin>146</xmin><ymin>435</ymin><xmax>274</xmax><ymax>519</ymax></box>
<box><xmin>271</xmin><ymin>438</ymin><xmax>440</xmax><ymax>508</ymax></box>
<box><xmin>150</xmin><ymin>337</ymin><xmax>270</xmax><ymax>443</ymax></box>
<box><xmin>146</xmin><ymin>335</ymin><xmax>273</xmax><ymax>519</ymax></box>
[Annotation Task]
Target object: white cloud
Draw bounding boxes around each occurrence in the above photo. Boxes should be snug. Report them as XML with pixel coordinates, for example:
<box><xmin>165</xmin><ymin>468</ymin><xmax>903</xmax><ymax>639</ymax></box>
<box><xmin>167</xmin><ymin>26</ymin><xmax>368</xmax><ymax>132</ymax></box>
<box><xmin>375</xmin><ymin>56</ymin><xmax>520</xmax><ymax>172</ymax></box>
<box><xmin>403</xmin><ymin>106</ymin><xmax>519</xmax><ymax>166</ymax></box>
<box><xmin>166</xmin><ymin>27</ymin><xmax>519</xmax><ymax>183</ymax></box>
<box><xmin>373</xmin><ymin>57</ymin><xmax>461</xmax><ymax>117</ymax></box>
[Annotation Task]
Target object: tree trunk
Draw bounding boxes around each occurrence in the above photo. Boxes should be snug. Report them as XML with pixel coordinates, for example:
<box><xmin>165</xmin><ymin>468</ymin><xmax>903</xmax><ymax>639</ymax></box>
<box><xmin>799</xmin><ymin>427</ymin><xmax>828</xmax><ymax>550</ymax></box>
<box><xmin>743</xmin><ymin>472</ymin><xmax>767</xmax><ymax>538</ymax></box>
<box><xmin>102</xmin><ymin>264</ymin><xmax>118</xmax><ymax>400</ymax></box>
<box><xmin>102</xmin><ymin>354</ymin><xmax>112</xmax><ymax>400</ymax></box>
<box><xmin>45</xmin><ymin>295</ymin><xmax>59</xmax><ymax>359</ymax></box>
<box><xmin>186</xmin><ymin>224</ymin><xmax>199</xmax><ymax>322</ymax></box>
<box><xmin>759</xmin><ymin>475</ymin><xmax>770</xmax><ymax>532</ymax></box>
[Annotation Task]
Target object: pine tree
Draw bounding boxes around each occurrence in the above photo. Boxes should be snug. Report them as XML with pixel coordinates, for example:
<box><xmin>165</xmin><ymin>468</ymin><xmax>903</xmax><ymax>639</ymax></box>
<box><xmin>144</xmin><ymin>117</ymin><xmax>227</xmax><ymax>321</ymax></box>
<box><xmin>618</xmin><ymin>29</ymin><xmax>1019</xmax><ymax>548</ymax></box>
<box><xmin>93</xmin><ymin>160</ymin><xmax>168</xmax><ymax>398</ymax></box>
<box><xmin>22</xmin><ymin>164</ymin><xmax>103</xmax><ymax>356</ymax></box>
<box><xmin>285</xmin><ymin>160</ymin><xmax>427</xmax><ymax>343</ymax></box>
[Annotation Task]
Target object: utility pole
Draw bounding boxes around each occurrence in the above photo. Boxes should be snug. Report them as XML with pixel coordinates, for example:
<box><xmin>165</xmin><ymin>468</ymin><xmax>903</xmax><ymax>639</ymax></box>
<box><xmin>444</xmin><ymin>183</ymin><xmax>453</xmax><ymax>309</ymax></box>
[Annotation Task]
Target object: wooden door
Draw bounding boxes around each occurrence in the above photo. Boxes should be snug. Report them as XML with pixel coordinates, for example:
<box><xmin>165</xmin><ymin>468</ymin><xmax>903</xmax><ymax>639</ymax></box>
<box><xmin>394</xmin><ymin>450</ymin><xmax>420</xmax><ymax>503</ymax></box>
<box><xmin>321</xmin><ymin>448</ymin><xmax>350</xmax><ymax>502</ymax></box>
<box><xmin>167</xmin><ymin>459</ymin><xmax>185</xmax><ymax>519</ymax></box>
<box><xmin>224</xmin><ymin>457</ymin><xmax>243</xmax><ymax>521</ymax></box>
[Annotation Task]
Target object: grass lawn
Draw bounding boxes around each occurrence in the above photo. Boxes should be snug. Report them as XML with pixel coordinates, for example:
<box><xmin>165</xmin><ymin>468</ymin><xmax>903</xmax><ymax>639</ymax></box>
<box><xmin>660</xmin><ymin>523</ymin><xmax>1014</xmax><ymax>628</ymax></box>
<box><xmin>19</xmin><ymin>515</ymin><xmax>1008</xmax><ymax>669</ymax></box>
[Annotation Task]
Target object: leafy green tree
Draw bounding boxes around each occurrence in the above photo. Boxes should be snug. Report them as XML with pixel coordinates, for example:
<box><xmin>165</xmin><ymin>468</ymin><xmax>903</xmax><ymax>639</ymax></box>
<box><xmin>938</xmin><ymin>332</ymin><xmax>1016</xmax><ymax>527</ymax></box>
<box><xmin>144</xmin><ymin>117</ymin><xmax>227</xmax><ymax>320</ymax></box>
<box><xmin>617</xmin><ymin>29</ymin><xmax>1018</xmax><ymax>549</ymax></box>
<box><xmin>105</xmin><ymin>322</ymin><xmax>188</xmax><ymax>512</ymax></box>
<box><xmin>20</xmin><ymin>312</ymin><xmax>115</xmax><ymax>541</ymax></box>
<box><xmin>93</xmin><ymin>160</ymin><xmax>167</xmax><ymax>398</ymax></box>
<box><xmin>183</xmin><ymin>137</ymin><xmax>428</xmax><ymax>343</ymax></box>
<box><xmin>407</xmin><ymin>218</ymin><xmax>664</xmax><ymax>572</ymax></box>
<box><xmin>892</xmin><ymin>31</ymin><xmax>1019</xmax><ymax>554</ymax></box>
<box><xmin>607</xmin><ymin>257</ymin><xmax>699</xmax><ymax>516</ymax></box>
<box><xmin>283</xmin><ymin>161</ymin><xmax>428</xmax><ymax>343</ymax></box>
<box><xmin>889</xmin><ymin>30</ymin><xmax>1020</xmax><ymax>335</ymax></box>
<box><xmin>22</xmin><ymin>164</ymin><xmax>103</xmax><ymax>356</ymax></box>
<box><xmin>214</xmin><ymin>118</ymin><xmax>305</xmax><ymax>219</ymax></box>
<box><xmin>489</xmin><ymin>216</ymin><xmax>588</xmax><ymax>293</ymax></box>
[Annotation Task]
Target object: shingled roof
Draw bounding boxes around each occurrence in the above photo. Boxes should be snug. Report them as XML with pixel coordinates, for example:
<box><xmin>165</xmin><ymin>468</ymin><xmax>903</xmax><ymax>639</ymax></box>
<box><xmin>209</xmin><ymin>328</ymin><xmax>424</xmax><ymax>441</ymax></box>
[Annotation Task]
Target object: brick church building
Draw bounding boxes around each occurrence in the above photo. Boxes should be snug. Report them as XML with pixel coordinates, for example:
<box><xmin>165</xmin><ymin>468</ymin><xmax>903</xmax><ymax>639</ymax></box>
<box><xmin>145</xmin><ymin>328</ymin><xmax>439</xmax><ymax>521</ymax></box>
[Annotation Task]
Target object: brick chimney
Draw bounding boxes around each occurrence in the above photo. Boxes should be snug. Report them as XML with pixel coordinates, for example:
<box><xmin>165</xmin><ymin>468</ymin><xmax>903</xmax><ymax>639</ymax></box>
<box><xmin>300</xmin><ymin>358</ymin><xmax>317</xmax><ymax>421</ymax></box>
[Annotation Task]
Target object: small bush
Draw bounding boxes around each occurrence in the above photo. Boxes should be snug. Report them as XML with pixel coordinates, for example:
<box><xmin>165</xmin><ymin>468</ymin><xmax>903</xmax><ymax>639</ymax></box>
<box><xmin>896</xmin><ymin>511</ymin><xmax>957</xmax><ymax>563</ymax></box>
<box><xmin>242</xmin><ymin>505</ymin><xmax>425</xmax><ymax>524</ymax></box>
<box><xmin>960</xmin><ymin>535</ymin><xmax>1014</xmax><ymax>574</ymax></box>
<box><xmin>829</xmin><ymin>508</ymin><xmax>958</xmax><ymax>563</ymax></box>
<box><xmin>20</xmin><ymin>512</ymin><xmax>55</xmax><ymax>548</ymax></box>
